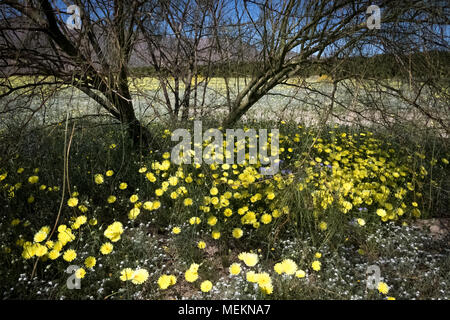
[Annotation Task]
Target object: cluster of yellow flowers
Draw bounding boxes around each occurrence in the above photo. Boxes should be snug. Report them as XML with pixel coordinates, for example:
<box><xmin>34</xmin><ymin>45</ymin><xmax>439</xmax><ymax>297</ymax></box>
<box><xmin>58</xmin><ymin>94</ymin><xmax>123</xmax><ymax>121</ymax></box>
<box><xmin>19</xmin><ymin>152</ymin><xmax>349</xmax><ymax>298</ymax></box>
<box><xmin>120</xmin><ymin>268</ymin><xmax>150</xmax><ymax>284</ymax></box>
<box><xmin>185</xmin><ymin>263</ymin><xmax>200</xmax><ymax>283</ymax></box>
<box><xmin>104</xmin><ymin>222</ymin><xmax>124</xmax><ymax>242</ymax></box>
<box><xmin>274</xmin><ymin>259</ymin><xmax>298</xmax><ymax>275</ymax></box>
<box><xmin>234</xmin><ymin>251</ymin><xmax>274</xmax><ymax>294</ymax></box>
<box><xmin>246</xmin><ymin>271</ymin><xmax>273</xmax><ymax>295</ymax></box>
<box><xmin>157</xmin><ymin>274</ymin><xmax>177</xmax><ymax>290</ymax></box>
<box><xmin>3</xmin><ymin>123</ymin><xmax>447</xmax><ymax>298</ymax></box>
<box><xmin>238</xmin><ymin>252</ymin><xmax>259</xmax><ymax>267</ymax></box>
<box><xmin>295</xmin><ymin>131</ymin><xmax>431</xmax><ymax>227</ymax></box>
<box><xmin>21</xmin><ymin>222</ymin><xmax>78</xmax><ymax>261</ymax></box>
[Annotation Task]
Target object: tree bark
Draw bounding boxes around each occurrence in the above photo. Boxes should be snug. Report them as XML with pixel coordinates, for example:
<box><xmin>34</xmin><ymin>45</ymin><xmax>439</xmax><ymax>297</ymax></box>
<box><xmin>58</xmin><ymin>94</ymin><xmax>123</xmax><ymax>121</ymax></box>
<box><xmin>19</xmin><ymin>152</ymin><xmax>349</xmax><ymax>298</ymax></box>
<box><xmin>110</xmin><ymin>81</ymin><xmax>160</xmax><ymax>150</ymax></box>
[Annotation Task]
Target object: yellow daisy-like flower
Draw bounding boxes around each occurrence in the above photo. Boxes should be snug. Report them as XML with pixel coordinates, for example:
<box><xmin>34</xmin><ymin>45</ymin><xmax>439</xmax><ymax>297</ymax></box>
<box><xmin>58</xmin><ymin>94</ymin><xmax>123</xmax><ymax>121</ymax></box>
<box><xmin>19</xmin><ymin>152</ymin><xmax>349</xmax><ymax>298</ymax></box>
<box><xmin>232</xmin><ymin>228</ymin><xmax>243</xmax><ymax>239</ymax></box>
<box><xmin>377</xmin><ymin>282</ymin><xmax>389</xmax><ymax>295</ymax></box>
<box><xmin>106</xmin><ymin>170</ymin><xmax>114</xmax><ymax>177</ymax></box>
<box><xmin>119</xmin><ymin>182</ymin><xmax>128</xmax><ymax>190</ymax></box>
<box><xmin>75</xmin><ymin>215</ymin><xmax>87</xmax><ymax>226</ymax></box>
<box><xmin>184</xmin><ymin>198</ymin><xmax>193</xmax><ymax>206</ymax></box>
<box><xmin>168</xmin><ymin>176</ymin><xmax>178</xmax><ymax>186</ymax></box>
<box><xmin>197</xmin><ymin>241</ymin><xmax>206</xmax><ymax>249</ymax></box>
<box><xmin>129</xmin><ymin>194</ymin><xmax>139</xmax><ymax>203</ymax></box>
<box><xmin>40</xmin><ymin>226</ymin><xmax>50</xmax><ymax>234</ymax></box>
<box><xmin>319</xmin><ymin>221</ymin><xmax>327</xmax><ymax>231</ymax></box>
<box><xmin>128</xmin><ymin>207</ymin><xmax>141</xmax><ymax>220</ymax></box>
<box><xmin>146</xmin><ymin>172</ymin><xmax>156</xmax><ymax>182</ymax></box>
<box><xmin>75</xmin><ymin>268</ymin><xmax>86</xmax><ymax>279</ymax></box>
<box><xmin>211</xmin><ymin>230</ymin><xmax>221</xmax><ymax>240</ymax></box>
<box><xmin>246</xmin><ymin>271</ymin><xmax>258</xmax><ymax>283</ymax></box>
<box><xmin>185</xmin><ymin>264</ymin><xmax>199</xmax><ymax>283</ymax></box>
<box><xmin>295</xmin><ymin>270</ymin><xmax>306</xmax><ymax>278</ymax></box>
<box><xmin>34</xmin><ymin>244</ymin><xmax>48</xmax><ymax>257</ymax></box>
<box><xmin>131</xmin><ymin>269</ymin><xmax>149</xmax><ymax>285</ymax></box>
<box><xmin>189</xmin><ymin>217</ymin><xmax>201</xmax><ymax>225</ymax></box>
<box><xmin>71</xmin><ymin>222</ymin><xmax>81</xmax><ymax>230</ymax></box>
<box><xmin>33</xmin><ymin>230</ymin><xmax>48</xmax><ymax>243</ymax></box>
<box><xmin>100</xmin><ymin>242</ymin><xmax>113</xmax><ymax>255</ymax></box>
<box><xmin>138</xmin><ymin>167</ymin><xmax>147</xmax><ymax>173</ymax></box>
<box><xmin>58</xmin><ymin>228</ymin><xmax>75</xmax><ymax>245</ymax></box>
<box><xmin>210</xmin><ymin>187</ymin><xmax>218</xmax><ymax>196</ymax></box>
<box><xmin>53</xmin><ymin>241</ymin><xmax>63</xmax><ymax>252</ymax></box>
<box><xmin>48</xmin><ymin>250</ymin><xmax>60</xmax><ymax>260</ymax></box>
<box><xmin>94</xmin><ymin>174</ymin><xmax>104</xmax><ymax>184</ymax></box>
<box><xmin>107</xmin><ymin>195</ymin><xmax>117</xmax><ymax>203</ymax></box>
<box><xmin>260</xmin><ymin>282</ymin><xmax>273</xmax><ymax>295</ymax></box>
<box><xmin>311</xmin><ymin>260</ymin><xmax>321</xmax><ymax>271</ymax></box>
<box><xmin>266</xmin><ymin>192</ymin><xmax>275</xmax><ymax>200</ymax></box>
<box><xmin>223</xmin><ymin>208</ymin><xmax>233</xmax><ymax>217</ymax></box>
<box><xmin>152</xmin><ymin>201</ymin><xmax>161</xmax><ymax>210</ymax></box>
<box><xmin>104</xmin><ymin>221</ymin><xmax>124</xmax><ymax>242</ymax></box>
<box><xmin>238</xmin><ymin>252</ymin><xmax>259</xmax><ymax>267</ymax></box>
<box><xmin>157</xmin><ymin>274</ymin><xmax>177</xmax><ymax>290</ymax></box>
<box><xmin>22</xmin><ymin>245</ymin><xmax>34</xmax><ymax>260</ymax></box>
<box><xmin>143</xmin><ymin>201</ymin><xmax>153</xmax><ymax>210</ymax></box>
<box><xmin>274</xmin><ymin>262</ymin><xmax>284</xmax><ymax>275</ymax></box>
<box><xmin>78</xmin><ymin>205</ymin><xmax>88</xmax><ymax>213</ymax></box>
<box><xmin>63</xmin><ymin>249</ymin><xmax>77</xmax><ymax>262</ymax></box>
<box><xmin>229</xmin><ymin>263</ymin><xmax>241</xmax><ymax>275</ymax></box>
<box><xmin>28</xmin><ymin>175</ymin><xmax>39</xmax><ymax>184</ymax></box>
<box><xmin>120</xmin><ymin>268</ymin><xmax>134</xmax><ymax>281</ymax></box>
<box><xmin>256</xmin><ymin>272</ymin><xmax>272</xmax><ymax>288</ymax></box>
<box><xmin>45</xmin><ymin>240</ymin><xmax>54</xmax><ymax>249</ymax></box>
<box><xmin>172</xmin><ymin>227</ymin><xmax>181</xmax><ymax>234</ymax></box>
<box><xmin>84</xmin><ymin>256</ymin><xmax>96</xmax><ymax>268</ymax></box>
<box><xmin>260</xmin><ymin>213</ymin><xmax>272</xmax><ymax>224</ymax></box>
<box><xmin>67</xmin><ymin>197</ymin><xmax>79</xmax><ymax>207</ymax></box>
<box><xmin>281</xmin><ymin>259</ymin><xmax>298</xmax><ymax>275</ymax></box>
<box><xmin>376</xmin><ymin>208</ymin><xmax>387</xmax><ymax>217</ymax></box>
<box><xmin>200</xmin><ymin>280</ymin><xmax>213</xmax><ymax>293</ymax></box>
<box><xmin>207</xmin><ymin>216</ymin><xmax>218</xmax><ymax>226</ymax></box>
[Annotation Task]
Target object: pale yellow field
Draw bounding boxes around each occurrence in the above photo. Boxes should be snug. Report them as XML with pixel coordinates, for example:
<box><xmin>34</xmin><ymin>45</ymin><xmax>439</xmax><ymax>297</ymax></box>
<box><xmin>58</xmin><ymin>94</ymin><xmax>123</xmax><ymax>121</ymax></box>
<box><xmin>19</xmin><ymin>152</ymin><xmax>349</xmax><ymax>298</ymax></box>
<box><xmin>2</xmin><ymin>75</ymin><xmax>341</xmax><ymax>96</ymax></box>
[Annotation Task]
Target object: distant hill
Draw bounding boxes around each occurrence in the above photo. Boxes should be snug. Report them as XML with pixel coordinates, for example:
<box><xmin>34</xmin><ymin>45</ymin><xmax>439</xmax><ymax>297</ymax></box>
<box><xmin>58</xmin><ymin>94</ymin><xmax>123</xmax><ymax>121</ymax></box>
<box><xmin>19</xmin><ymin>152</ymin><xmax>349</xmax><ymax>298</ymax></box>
<box><xmin>295</xmin><ymin>50</ymin><xmax>450</xmax><ymax>80</ymax></box>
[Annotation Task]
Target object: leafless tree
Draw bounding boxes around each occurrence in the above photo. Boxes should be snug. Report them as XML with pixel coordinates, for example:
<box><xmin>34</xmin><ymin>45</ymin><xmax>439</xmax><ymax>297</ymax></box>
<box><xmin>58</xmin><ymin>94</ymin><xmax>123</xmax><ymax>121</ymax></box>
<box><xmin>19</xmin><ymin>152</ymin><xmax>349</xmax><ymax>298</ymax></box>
<box><xmin>217</xmin><ymin>0</ymin><xmax>449</xmax><ymax>128</ymax></box>
<box><xmin>0</xmin><ymin>0</ymin><xmax>160</xmax><ymax>148</ymax></box>
<box><xmin>135</xmin><ymin>0</ymin><xmax>223</xmax><ymax>121</ymax></box>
